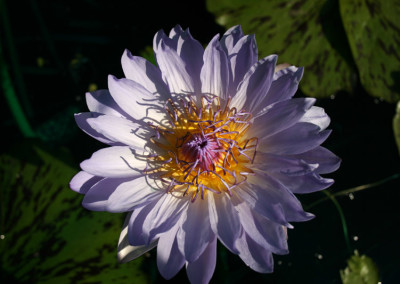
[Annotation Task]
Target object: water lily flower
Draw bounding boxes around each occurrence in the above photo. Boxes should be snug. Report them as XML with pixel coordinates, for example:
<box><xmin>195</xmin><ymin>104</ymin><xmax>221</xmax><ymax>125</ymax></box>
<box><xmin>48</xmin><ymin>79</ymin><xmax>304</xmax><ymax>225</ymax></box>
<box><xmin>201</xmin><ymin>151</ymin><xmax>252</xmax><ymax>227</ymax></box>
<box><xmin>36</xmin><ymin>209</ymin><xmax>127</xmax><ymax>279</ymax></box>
<box><xmin>70</xmin><ymin>25</ymin><xmax>340</xmax><ymax>283</ymax></box>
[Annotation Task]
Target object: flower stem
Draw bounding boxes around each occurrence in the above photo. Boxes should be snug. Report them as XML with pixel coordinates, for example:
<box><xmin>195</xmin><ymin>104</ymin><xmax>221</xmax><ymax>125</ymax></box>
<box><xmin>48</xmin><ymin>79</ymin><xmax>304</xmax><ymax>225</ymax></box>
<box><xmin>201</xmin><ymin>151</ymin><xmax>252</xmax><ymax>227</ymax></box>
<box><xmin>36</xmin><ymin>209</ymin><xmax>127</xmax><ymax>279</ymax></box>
<box><xmin>322</xmin><ymin>190</ymin><xmax>352</xmax><ymax>253</ymax></box>
<box><xmin>0</xmin><ymin>42</ymin><xmax>36</xmax><ymax>138</ymax></box>
<box><xmin>305</xmin><ymin>173</ymin><xmax>400</xmax><ymax>254</ymax></box>
<box><xmin>307</xmin><ymin>173</ymin><xmax>400</xmax><ymax>209</ymax></box>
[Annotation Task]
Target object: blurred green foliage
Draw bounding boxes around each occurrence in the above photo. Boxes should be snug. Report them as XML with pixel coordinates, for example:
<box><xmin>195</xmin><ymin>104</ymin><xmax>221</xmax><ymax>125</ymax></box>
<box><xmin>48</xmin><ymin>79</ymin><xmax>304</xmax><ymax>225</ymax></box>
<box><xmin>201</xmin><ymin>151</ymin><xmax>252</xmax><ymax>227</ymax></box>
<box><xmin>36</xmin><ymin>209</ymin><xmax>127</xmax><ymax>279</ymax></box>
<box><xmin>0</xmin><ymin>38</ymin><xmax>36</xmax><ymax>138</ymax></box>
<box><xmin>340</xmin><ymin>0</ymin><xmax>400</xmax><ymax>103</ymax></box>
<box><xmin>0</xmin><ymin>142</ymin><xmax>147</xmax><ymax>283</ymax></box>
<box><xmin>207</xmin><ymin>0</ymin><xmax>400</xmax><ymax>102</ymax></box>
<box><xmin>340</xmin><ymin>251</ymin><xmax>379</xmax><ymax>284</ymax></box>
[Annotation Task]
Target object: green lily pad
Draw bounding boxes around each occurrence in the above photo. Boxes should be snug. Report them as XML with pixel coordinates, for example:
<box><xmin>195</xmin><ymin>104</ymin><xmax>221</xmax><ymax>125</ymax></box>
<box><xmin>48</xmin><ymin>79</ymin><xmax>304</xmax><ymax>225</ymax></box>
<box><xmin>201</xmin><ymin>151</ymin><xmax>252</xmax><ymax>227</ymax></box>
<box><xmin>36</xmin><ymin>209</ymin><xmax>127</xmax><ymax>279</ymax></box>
<box><xmin>340</xmin><ymin>0</ymin><xmax>400</xmax><ymax>103</ymax></box>
<box><xmin>0</xmin><ymin>142</ymin><xmax>147</xmax><ymax>283</ymax></box>
<box><xmin>206</xmin><ymin>0</ymin><xmax>355</xmax><ymax>98</ymax></box>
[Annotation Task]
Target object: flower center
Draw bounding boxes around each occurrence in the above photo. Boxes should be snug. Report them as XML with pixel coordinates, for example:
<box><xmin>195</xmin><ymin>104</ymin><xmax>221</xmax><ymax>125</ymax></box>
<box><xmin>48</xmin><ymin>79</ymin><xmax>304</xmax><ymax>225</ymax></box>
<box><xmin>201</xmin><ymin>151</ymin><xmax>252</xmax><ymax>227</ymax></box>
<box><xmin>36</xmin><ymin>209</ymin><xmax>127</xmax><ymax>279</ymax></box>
<box><xmin>146</xmin><ymin>96</ymin><xmax>258</xmax><ymax>202</ymax></box>
<box><xmin>180</xmin><ymin>133</ymin><xmax>222</xmax><ymax>172</ymax></box>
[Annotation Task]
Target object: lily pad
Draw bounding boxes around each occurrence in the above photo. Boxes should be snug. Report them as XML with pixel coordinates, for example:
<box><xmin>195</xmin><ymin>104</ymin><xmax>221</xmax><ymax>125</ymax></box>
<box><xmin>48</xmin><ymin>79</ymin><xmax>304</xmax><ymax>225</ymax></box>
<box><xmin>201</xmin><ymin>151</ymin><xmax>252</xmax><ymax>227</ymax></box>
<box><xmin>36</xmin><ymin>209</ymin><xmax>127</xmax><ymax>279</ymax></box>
<box><xmin>206</xmin><ymin>0</ymin><xmax>355</xmax><ymax>98</ymax></box>
<box><xmin>0</xmin><ymin>142</ymin><xmax>147</xmax><ymax>283</ymax></box>
<box><xmin>340</xmin><ymin>0</ymin><xmax>400</xmax><ymax>103</ymax></box>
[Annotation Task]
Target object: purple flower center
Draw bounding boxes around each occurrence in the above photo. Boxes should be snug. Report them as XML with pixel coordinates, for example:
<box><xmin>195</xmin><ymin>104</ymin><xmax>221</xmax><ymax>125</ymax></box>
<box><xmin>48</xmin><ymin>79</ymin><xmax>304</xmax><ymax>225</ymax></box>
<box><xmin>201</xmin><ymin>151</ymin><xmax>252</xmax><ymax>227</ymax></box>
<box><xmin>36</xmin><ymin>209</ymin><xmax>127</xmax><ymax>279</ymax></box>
<box><xmin>181</xmin><ymin>133</ymin><xmax>222</xmax><ymax>171</ymax></box>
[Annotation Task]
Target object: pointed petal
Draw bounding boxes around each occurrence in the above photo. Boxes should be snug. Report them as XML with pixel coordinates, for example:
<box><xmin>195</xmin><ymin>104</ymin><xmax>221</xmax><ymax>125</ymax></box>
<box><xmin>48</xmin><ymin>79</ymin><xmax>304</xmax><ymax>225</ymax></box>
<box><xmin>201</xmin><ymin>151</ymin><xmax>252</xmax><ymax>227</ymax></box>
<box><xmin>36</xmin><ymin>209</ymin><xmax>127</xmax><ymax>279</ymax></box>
<box><xmin>82</xmin><ymin>177</ymin><xmax>132</xmax><ymax>211</ymax></box>
<box><xmin>236</xmin><ymin>232</ymin><xmax>274</xmax><ymax>273</ymax></box>
<box><xmin>229</xmin><ymin>34</ymin><xmax>258</xmax><ymax>94</ymax></box>
<box><xmin>186</xmin><ymin>236</ymin><xmax>217</xmax><ymax>284</ymax></box>
<box><xmin>128</xmin><ymin>201</ymin><xmax>155</xmax><ymax>246</ymax></box>
<box><xmin>177</xmin><ymin>196</ymin><xmax>213</xmax><ymax>262</ymax></box>
<box><xmin>248</xmin><ymin>171</ymin><xmax>315</xmax><ymax>222</ymax></box>
<box><xmin>220</xmin><ymin>25</ymin><xmax>244</xmax><ymax>54</ymax></box>
<box><xmin>253</xmin><ymin>152</ymin><xmax>318</xmax><ymax>176</ymax></box>
<box><xmin>142</xmin><ymin>194</ymin><xmax>188</xmax><ymax>245</ymax></box>
<box><xmin>87</xmin><ymin>114</ymin><xmax>149</xmax><ymax>149</ymax></box>
<box><xmin>108</xmin><ymin>75</ymin><xmax>165</xmax><ymax>121</ymax></box>
<box><xmin>85</xmin><ymin>89</ymin><xmax>128</xmax><ymax>117</ymax></box>
<box><xmin>201</xmin><ymin>34</ymin><xmax>230</xmax><ymax>100</ymax></box>
<box><xmin>169</xmin><ymin>25</ymin><xmax>184</xmax><ymax>41</ymax></box>
<box><xmin>127</xmin><ymin>194</ymin><xmax>183</xmax><ymax>246</ymax></box>
<box><xmin>300</xmin><ymin>106</ymin><xmax>331</xmax><ymax>130</ymax></box>
<box><xmin>251</xmin><ymin>98</ymin><xmax>315</xmax><ymax>138</ymax></box>
<box><xmin>107</xmin><ymin>176</ymin><xmax>162</xmax><ymax>213</ymax></box>
<box><xmin>236</xmin><ymin>182</ymin><xmax>290</xmax><ymax>226</ymax></box>
<box><xmin>288</xmin><ymin>146</ymin><xmax>341</xmax><ymax>174</ymax></box>
<box><xmin>260</xmin><ymin>122</ymin><xmax>331</xmax><ymax>155</ymax></box>
<box><xmin>270</xmin><ymin>171</ymin><xmax>334</xmax><ymax>194</ymax></box>
<box><xmin>117</xmin><ymin>212</ymin><xmax>158</xmax><ymax>263</ymax></box>
<box><xmin>233</xmin><ymin>55</ymin><xmax>277</xmax><ymax>112</ymax></box>
<box><xmin>153</xmin><ymin>29</ymin><xmax>176</xmax><ymax>51</ymax></box>
<box><xmin>121</xmin><ymin>49</ymin><xmax>170</xmax><ymax>100</ymax></box>
<box><xmin>157</xmin><ymin>222</ymin><xmax>185</xmax><ymax>279</ymax></box>
<box><xmin>75</xmin><ymin>112</ymin><xmax>123</xmax><ymax>145</ymax></box>
<box><xmin>262</xmin><ymin>66</ymin><xmax>304</xmax><ymax>106</ymax></box>
<box><xmin>80</xmin><ymin>146</ymin><xmax>146</xmax><ymax>178</ymax></box>
<box><xmin>177</xmin><ymin>29</ymin><xmax>204</xmax><ymax>92</ymax></box>
<box><xmin>155</xmin><ymin>40</ymin><xmax>195</xmax><ymax>95</ymax></box>
<box><xmin>231</xmin><ymin>193</ymin><xmax>288</xmax><ymax>254</ymax></box>
<box><xmin>208</xmin><ymin>193</ymin><xmax>241</xmax><ymax>254</ymax></box>
<box><xmin>70</xmin><ymin>171</ymin><xmax>102</xmax><ymax>194</ymax></box>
